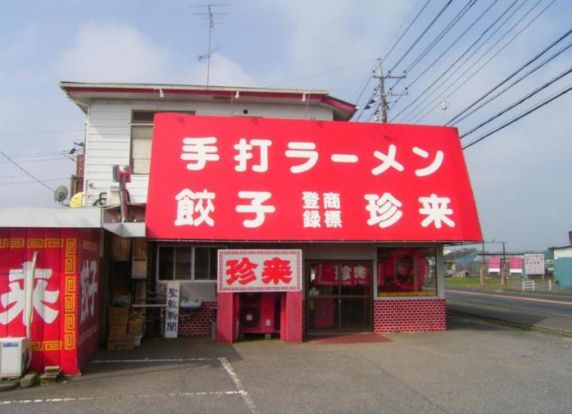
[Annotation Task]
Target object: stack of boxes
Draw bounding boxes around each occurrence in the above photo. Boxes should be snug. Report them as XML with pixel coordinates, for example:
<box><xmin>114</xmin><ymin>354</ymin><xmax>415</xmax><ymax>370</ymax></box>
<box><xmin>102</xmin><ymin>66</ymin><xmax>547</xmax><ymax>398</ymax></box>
<box><xmin>127</xmin><ymin>315</ymin><xmax>144</xmax><ymax>346</ymax></box>
<box><xmin>107</xmin><ymin>307</ymin><xmax>134</xmax><ymax>351</ymax></box>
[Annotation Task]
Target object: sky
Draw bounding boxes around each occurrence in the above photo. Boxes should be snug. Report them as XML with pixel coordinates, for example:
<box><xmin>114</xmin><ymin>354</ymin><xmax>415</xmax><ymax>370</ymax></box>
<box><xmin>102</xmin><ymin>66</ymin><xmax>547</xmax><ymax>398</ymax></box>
<box><xmin>0</xmin><ymin>0</ymin><xmax>571</xmax><ymax>252</ymax></box>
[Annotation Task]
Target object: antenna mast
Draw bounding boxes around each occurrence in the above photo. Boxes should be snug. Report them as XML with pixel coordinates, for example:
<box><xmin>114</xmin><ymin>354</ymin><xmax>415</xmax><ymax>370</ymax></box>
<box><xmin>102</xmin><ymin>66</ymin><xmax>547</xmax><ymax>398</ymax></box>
<box><xmin>193</xmin><ymin>3</ymin><xmax>228</xmax><ymax>87</ymax></box>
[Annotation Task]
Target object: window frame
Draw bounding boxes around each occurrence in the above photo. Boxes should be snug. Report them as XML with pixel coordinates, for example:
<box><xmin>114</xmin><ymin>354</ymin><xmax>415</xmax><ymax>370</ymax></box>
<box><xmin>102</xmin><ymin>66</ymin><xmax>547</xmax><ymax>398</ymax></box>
<box><xmin>376</xmin><ymin>246</ymin><xmax>439</xmax><ymax>298</ymax></box>
<box><xmin>130</xmin><ymin>110</ymin><xmax>195</xmax><ymax>175</ymax></box>
<box><xmin>156</xmin><ymin>244</ymin><xmax>223</xmax><ymax>283</ymax></box>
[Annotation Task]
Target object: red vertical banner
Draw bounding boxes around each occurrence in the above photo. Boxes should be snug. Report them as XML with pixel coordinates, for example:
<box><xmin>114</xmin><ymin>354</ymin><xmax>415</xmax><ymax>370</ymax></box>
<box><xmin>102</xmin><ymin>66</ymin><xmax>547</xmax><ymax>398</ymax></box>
<box><xmin>76</xmin><ymin>230</ymin><xmax>100</xmax><ymax>371</ymax></box>
<box><xmin>0</xmin><ymin>228</ymin><xmax>98</xmax><ymax>375</ymax></box>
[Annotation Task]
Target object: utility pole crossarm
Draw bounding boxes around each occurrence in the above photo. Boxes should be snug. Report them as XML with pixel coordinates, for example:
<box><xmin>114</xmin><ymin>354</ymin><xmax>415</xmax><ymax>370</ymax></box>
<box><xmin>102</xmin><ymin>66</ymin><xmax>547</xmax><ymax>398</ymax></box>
<box><xmin>368</xmin><ymin>63</ymin><xmax>407</xmax><ymax>123</ymax></box>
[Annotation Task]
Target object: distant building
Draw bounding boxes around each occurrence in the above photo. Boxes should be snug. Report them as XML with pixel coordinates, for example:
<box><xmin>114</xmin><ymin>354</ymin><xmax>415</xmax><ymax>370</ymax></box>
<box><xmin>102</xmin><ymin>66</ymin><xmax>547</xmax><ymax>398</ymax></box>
<box><xmin>553</xmin><ymin>246</ymin><xmax>572</xmax><ymax>288</ymax></box>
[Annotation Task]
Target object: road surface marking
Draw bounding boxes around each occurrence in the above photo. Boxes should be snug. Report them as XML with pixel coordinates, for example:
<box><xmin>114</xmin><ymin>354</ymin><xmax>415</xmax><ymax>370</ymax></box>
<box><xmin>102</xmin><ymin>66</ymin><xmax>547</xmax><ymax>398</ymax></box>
<box><xmin>219</xmin><ymin>357</ymin><xmax>259</xmax><ymax>414</ymax></box>
<box><xmin>0</xmin><ymin>391</ymin><xmax>241</xmax><ymax>405</ymax></box>
<box><xmin>447</xmin><ymin>290</ymin><xmax>572</xmax><ymax>306</ymax></box>
<box><xmin>92</xmin><ymin>357</ymin><xmax>214</xmax><ymax>363</ymax></box>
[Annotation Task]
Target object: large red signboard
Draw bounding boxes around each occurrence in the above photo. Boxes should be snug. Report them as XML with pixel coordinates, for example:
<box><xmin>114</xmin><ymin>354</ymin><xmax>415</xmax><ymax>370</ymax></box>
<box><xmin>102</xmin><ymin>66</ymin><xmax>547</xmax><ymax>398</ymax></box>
<box><xmin>146</xmin><ymin>114</ymin><xmax>481</xmax><ymax>241</ymax></box>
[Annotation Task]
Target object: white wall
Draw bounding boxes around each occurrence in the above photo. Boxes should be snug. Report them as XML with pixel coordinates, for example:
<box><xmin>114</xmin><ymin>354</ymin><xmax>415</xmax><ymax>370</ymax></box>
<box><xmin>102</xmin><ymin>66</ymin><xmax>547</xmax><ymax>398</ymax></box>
<box><xmin>554</xmin><ymin>247</ymin><xmax>572</xmax><ymax>259</ymax></box>
<box><xmin>83</xmin><ymin>99</ymin><xmax>334</xmax><ymax>206</ymax></box>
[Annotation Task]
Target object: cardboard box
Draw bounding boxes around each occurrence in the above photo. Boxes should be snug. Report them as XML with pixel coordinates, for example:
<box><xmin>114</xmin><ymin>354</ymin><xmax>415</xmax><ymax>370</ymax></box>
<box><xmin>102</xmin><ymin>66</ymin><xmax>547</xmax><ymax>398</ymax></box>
<box><xmin>108</xmin><ymin>325</ymin><xmax>128</xmax><ymax>341</ymax></box>
<box><xmin>128</xmin><ymin>318</ymin><xmax>144</xmax><ymax>336</ymax></box>
<box><xmin>107</xmin><ymin>339</ymin><xmax>135</xmax><ymax>351</ymax></box>
<box><xmin>109</xmin><ymin>306</ymin><xmax>129</xmax><ymax>321</ymax></box>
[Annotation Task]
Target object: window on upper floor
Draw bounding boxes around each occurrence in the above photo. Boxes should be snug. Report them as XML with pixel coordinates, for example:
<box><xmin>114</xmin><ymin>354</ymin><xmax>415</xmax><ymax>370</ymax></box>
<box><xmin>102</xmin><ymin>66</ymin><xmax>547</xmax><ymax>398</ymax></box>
<box><xmin>131</xmin><ymin>110</ymin><xmax>195</xmax><ymax>174</ymax></box>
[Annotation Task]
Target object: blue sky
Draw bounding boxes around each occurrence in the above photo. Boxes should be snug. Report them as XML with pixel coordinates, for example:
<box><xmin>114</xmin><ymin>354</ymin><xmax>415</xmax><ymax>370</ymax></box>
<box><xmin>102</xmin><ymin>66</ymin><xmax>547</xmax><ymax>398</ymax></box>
<box><xmin>1</xmin><ymin>0</ymin><xmax>571</xmax><ymax>251</ymax></box>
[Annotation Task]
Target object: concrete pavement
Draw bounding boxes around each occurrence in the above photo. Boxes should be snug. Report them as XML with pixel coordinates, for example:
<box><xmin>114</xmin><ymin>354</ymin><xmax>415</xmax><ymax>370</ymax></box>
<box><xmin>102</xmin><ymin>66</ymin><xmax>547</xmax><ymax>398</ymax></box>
<box><xmin>1</xmin><ymin>317</ymin><xmax>571</xmax><ymax>414</ymax></box>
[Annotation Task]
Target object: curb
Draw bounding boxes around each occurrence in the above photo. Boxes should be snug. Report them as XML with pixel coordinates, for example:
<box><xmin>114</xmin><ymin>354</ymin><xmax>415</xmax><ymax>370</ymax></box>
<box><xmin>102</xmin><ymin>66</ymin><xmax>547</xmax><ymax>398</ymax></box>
<box><xmin>447</xmin><ymin>310</ymin><xmax>572</xmax><ymax>338</ymax></box>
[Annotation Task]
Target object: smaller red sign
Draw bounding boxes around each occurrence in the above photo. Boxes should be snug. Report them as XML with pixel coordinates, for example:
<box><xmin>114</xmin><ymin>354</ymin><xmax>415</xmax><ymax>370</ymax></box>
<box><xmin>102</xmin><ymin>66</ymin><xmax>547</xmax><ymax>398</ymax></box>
<box><xmin>218</xmin><ymin>250</ymin><xmax>302</xmax><ymax>292</ymax></box>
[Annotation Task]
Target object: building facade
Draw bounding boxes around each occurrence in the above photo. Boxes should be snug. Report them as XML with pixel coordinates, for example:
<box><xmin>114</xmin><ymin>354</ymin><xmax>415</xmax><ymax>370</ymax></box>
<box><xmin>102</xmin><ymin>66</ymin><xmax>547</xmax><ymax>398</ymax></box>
<box><xmin>0</xmin><ymin>82</ymin><xmax>482</xmax><ymax>364</ymax></box>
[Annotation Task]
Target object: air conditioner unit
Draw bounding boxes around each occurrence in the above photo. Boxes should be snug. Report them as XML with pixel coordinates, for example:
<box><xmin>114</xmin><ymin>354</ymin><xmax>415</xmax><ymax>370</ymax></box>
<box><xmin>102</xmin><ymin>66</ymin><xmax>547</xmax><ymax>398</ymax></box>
<box><xmin>0</xmin><ymin>337</ymin><xmax>31</xmax><ymax>379</ymax></box>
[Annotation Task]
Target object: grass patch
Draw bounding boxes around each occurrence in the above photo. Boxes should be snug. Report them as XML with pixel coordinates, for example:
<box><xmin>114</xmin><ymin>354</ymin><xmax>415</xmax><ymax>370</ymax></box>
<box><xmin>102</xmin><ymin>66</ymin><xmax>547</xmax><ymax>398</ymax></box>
<box><xmin>445</xmin><ymin>277</ymin><xmax>501</xmax><ymax>289</ymax></box>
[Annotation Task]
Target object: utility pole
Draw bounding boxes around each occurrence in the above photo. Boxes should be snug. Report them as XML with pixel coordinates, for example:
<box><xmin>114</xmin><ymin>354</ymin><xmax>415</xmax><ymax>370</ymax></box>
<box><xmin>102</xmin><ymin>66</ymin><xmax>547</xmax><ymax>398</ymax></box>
<box><xmin>501</xmin><ymin>241</ymin><xmax>507</xmax><ymax>289</ymax></box>
<box><xmin>365</xmin><ymin>62</ymin><xmax>407</xmax><ymax>123</ymax></box>
<box><xmin>193</xmin><ymin>3</ymin><xmax>228</xmax><ymax>87</ymax></box>
<box><xmin>480</xmin><ymin>240</ymin><xmax>486</xmax><ymax>288</ymax></box>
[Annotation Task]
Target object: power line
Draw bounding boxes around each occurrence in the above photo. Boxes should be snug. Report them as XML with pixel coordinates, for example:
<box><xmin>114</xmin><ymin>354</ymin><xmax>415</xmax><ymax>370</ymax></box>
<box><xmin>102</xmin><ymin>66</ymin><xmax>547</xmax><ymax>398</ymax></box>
<box><xmin>449</xmin><ymin>38</ymin><xmax>570</xmax><ymax>127</ymax></box>
<box><xmin>354</xmin><ymin>0</ymin><xmax>431</xmax><ymax>121</ymax></box>
<box><xmin>0</xmin><ymin>151</ymin><xmax>56</xmax><ymax>192</ymax></box>
<box><xmin>412</xmin><ymin>0</ymin><xmax>559</xmax><ymax>124</ymax></box>
<box><xmin>0</xmin><ymin>177</ymin><xmax>68</xmax><ymax>186</ymax></box>
<box><xmin>391</xmin><ymin>0</ymin><xmax>522</xmax><ymax>122</ymax></box>
<box><xmin>355</xmin><ymin>0</ymin><xmax>454</xmax><ymax>121</ymax></box>
<box><xmin>381</xmin><ymin>0</ymin><xmax>431</xmax><ymax>63</ymax></box>
<box><xmin>446</xmin><ymin>15</ymin><xmax>569</xmax><ymax>125</ymax></box>
<box><xmin>402</xmin><ymin>0</ymin><xmax>477</xmax><ymax>78</ymax></box>
<box><xmin>352</xmin><ymin>0</ymin><xmax>430</xmax><ymax>118</ymax></box>
<box><xmin>388</xmin><ymin>0</ymin><xmax>453</xmax><ymax>75</ymax></box>
<box><xmin>462</xmin><ymin>84</ymin><xmax>572</xmax><ymax>149</ymax></box>
<box><xmin>404</xmin><ymin>0</ymin><xmax>532</xmax><ymax>123</ymax></box>
<box><xmin>265</xmin><ymin>58</ymin><xmax>378</xmax><ymax>87</ymax></box>
<box><xmin>389</xmin><ymin>0</ymin><xmax>499</xmax><ymax>110</ymax></box>
<box><xmin>461</xmin><ymin>66</ymin><xmax>572</xmax><ymax>139</ymax></box>
<box><xmin>0</xmin><ymin>129</ymin><xmax>84</xmax><ymax>136</ymax></box>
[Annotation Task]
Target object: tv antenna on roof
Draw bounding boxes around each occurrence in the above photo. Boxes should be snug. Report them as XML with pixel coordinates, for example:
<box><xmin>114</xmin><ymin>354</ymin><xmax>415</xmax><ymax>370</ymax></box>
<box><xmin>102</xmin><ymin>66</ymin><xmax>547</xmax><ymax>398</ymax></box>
<box><xmin>192</xmin><ymin>3</ymin><xmax>228</xmax><ymax>87</ymax></box>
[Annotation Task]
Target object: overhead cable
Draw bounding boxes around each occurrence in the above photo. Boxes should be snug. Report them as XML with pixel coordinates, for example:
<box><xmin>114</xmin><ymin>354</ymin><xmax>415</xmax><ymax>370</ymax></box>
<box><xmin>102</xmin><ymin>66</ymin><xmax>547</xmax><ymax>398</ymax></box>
<box><xmin>411</xmin><ymin>0</ymin><xmax>556</xmax><ymax>123</ymax></box>
<box><xmin>388</xmin><ymin>0</ymin><xmax>453</xmax><ymax>75</ymax></box>
<box><xmin>352</xmin><ymin>0</ymin><xmax>429</xmax><ymax>118</ymax></box>
<box><xmin>390</xmin><ymin>0</ymin><xmax>499</xmax><ymax>110</ymax></box>
<box><xmin>391</xmin><ymin>0</ymin><xmax>521</xmax><ymax>122</ymax></box>
<box><xmin>0</xmin><ymin>151</ymin><xmax>56</xmax><ymax>192</ymax></box>
<box><xmin>355</xmin><ymin>0</ymin><xmax>453</xmax><ymax>121</ymax></box>
<box><xmin>460</xmin><ymin>66</ymin><xmax>572</xmax><ymax>138</ymax></box>
<box><xmin>447</xmin><ymin>10</ymin><xmax>569</xmax><ymax>125</ymax></box>
<box><xmin>462</xmin><ymin>84</ymin><xmax>572</xmax><ymax>149</ymax></box>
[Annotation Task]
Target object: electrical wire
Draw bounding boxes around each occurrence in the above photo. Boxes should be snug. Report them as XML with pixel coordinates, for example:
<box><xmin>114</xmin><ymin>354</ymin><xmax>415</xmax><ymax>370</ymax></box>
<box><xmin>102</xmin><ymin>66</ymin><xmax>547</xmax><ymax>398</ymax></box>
<box><xmin>390</xmin><ymin>0</ymin><xmax>499</xmax><ymax>110</ymax></box>
<box><xmin>391</xmin><ymin>0</ymin><xmax>521</xmax><ymax>122</ymax></box>
<box><xmin>264</xmin><ymin>58</ymin><xmax>378</xmax><ymax>87</ymax></box>
<box><xmin>460</xmin><ymin>66</ymin><xmax>572</xmax><ymax>138</ymax></box>
<box><xmin>388</xmin><ymin>0</ymin><xmax>453</xmax><ymax>75</ymax></box>
<box><xmin>462</xmin><ymin>84</ymin><xmax>572</xmax><ymax>149</ymax></box>
<box><xmin>446</xmin><ymin>8</ymin><xmax>568</xmax><ymax>125</ymax></box>
<box><xmin>381</xmin><ymin>0</ymin><xmax>431</xmax><ymax>64</ymax></box>
<box><xmin>412</xmin><ymin>0</ymin><xmax>559</xmax><ymax>124</ymax></box>
<box><xmin>355</xmin><ymin>0</ymin><xmax>454</xmax><ymax>121</ymax></box>
<box><xmin>352</xmin><ymin>0</ymin><xmax>431</xmax><ymax>111</ymax></box>
<box><xmin>449</xmin><ymin>40</ymin><xmax>571</xmax><ymax>127</ymax></box>
<box><xmin>403</xmin><ymin>0</ymin><xmax>532</xmax><ymax>123</ymax></box>
<box><xmin>0</xmin><ymin>129</ymin><xmax>83</xmax><ymax>136</ymax></box>
<box><xmin>0</xmin><ymin>151</ymin><xmax>56</xmax><ymax>192</ymax></box>
<box><xmin>0</xmin><ymin>178</ymin><xmax>69</xmax><ymax>186</ymax></box>
<box><xmin>401</xmin><ymin>0</ymin><xmax>477</xmax><ymax>80</ymax></box>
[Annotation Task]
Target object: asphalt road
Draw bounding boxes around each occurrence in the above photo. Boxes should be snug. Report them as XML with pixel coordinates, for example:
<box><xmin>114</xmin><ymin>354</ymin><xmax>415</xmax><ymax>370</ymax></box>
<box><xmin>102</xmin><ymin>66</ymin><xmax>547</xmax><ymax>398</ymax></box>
<box><xmin>1</xmin><ymin>321</ymin><xmax>572</xmax><ymax>414</ymax></box>
<box><xmin>446</xmin><ymin>288</ymin><xmax>572</xmax><ymax>335</ymax></box>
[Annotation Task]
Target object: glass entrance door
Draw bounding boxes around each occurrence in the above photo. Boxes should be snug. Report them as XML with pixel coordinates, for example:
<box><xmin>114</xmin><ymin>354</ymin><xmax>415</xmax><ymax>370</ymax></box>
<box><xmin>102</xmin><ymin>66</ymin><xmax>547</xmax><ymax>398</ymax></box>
<box><xmin>306</xmin><ymin>261</ymin><xmax>372</xmax><ymax>333</ymax></box>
